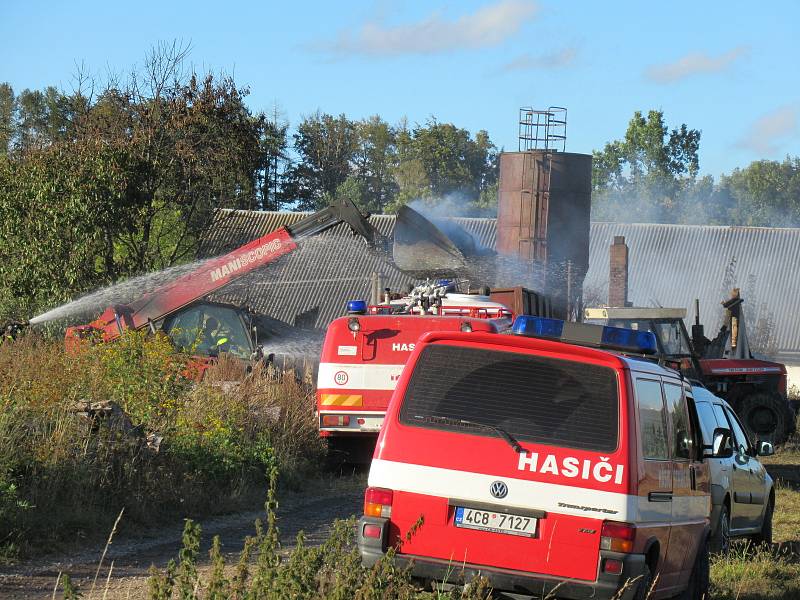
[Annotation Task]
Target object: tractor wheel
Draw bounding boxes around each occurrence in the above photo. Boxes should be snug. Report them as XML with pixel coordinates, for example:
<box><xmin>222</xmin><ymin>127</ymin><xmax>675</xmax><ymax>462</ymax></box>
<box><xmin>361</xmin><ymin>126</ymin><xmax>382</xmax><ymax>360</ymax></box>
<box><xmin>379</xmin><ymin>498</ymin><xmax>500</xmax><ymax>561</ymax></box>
<box><xmin>736</xmin><ymin>392</ymin><xmax>788</xmax><ymax>444</ymax></box>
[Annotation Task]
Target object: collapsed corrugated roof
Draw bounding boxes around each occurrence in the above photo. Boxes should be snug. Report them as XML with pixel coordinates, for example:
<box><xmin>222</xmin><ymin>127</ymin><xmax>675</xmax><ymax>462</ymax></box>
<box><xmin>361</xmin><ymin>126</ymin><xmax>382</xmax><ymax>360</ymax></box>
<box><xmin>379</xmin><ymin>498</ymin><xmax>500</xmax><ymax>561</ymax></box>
<box><xmin>200</xmin><ymin>210</ymin><xmax>800</xmax><ymax>362</ymax></box>
<box><xmin>201</xmin><ymin>210</ymin><xmax>497</xmax><ymax>332</ymax></box>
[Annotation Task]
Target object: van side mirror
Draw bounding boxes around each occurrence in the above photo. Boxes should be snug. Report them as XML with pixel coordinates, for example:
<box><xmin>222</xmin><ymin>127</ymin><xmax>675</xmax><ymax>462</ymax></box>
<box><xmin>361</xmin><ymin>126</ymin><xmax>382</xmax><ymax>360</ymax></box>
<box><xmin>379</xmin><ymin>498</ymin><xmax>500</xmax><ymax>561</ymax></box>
<box><xmin>702</xmin><ymin>427</ymin><xmax>733</xmax><ymax>459</ymax></box>
<box><xmin>757</xmin><ymin>440</ymin><xmax>775</xmax><ymax>457</ymax></box>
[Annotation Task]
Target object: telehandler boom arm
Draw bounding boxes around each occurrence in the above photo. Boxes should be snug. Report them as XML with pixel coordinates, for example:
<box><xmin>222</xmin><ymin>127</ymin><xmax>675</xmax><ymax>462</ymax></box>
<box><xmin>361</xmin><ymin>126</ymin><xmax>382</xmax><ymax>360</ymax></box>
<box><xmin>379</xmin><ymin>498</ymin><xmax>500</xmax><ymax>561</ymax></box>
<box><xmin>67</xmin><ymin>197</ymin><xmax>376</xmax><ymax>344</ymax></box>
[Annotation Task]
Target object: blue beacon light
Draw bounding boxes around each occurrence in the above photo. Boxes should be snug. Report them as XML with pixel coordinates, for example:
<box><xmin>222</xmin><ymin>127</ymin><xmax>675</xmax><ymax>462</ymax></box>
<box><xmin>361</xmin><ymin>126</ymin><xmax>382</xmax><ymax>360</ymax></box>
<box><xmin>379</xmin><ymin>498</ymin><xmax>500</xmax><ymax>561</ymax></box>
<box><xmin>511</xmin><ymin>316</ymin><xmax>565</xmax><ymax>338</ymax></box>
<box><xmin>346</xmin><ymin>299</ymin><xmax>368</xmax><ymax>314</ymax></box>
<box><xmin>511</xmin><ymin>316</ymin><xmax>657</xmax><ymax>355</ymax></box>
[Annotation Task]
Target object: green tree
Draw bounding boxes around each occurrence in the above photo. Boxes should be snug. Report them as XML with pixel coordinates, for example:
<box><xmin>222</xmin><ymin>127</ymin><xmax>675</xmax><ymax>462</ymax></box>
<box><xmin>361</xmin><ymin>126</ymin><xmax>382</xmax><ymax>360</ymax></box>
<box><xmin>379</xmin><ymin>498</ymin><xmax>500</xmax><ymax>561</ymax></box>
<box><xmin>259</xmin><ymin>110</ymin><xmax>289</xmax><ymax>211</ymax></box>
<box><xmin>0</xmin><ymin>44</ymin><xmax>269</xmax><ymax>318</ymax></box>
<box><xmin>718</xmin><ymin>157</ymin><xmax>800</xmax><ymax>226</ymax></box>
<box><xmin>283</xmin><ymin>112</ymin><xmax>357</xmax><ymax>210</ymax></box>
<box><xmin>0</xmin><ymin>84</ymin><xmax>14</xmax><ymax>155</ymax></box>
<box><xmin>0</xmin><ymin>138</ymin><xmax>139</xmax><ymax>317</ymax></box>
<box><xmin>390</xmin><ymin>118</ymin><xmax>497</xmax><ymax>212</ymax></box>
<box><xmin>592</xmin><ymin>110</ymin><xmax>701</xmax><ymax>222</ymax></box>
<box><xmin>351</xmin><ymin>116</ymin><xmax>397</xmax><ymax>212</ymax></box>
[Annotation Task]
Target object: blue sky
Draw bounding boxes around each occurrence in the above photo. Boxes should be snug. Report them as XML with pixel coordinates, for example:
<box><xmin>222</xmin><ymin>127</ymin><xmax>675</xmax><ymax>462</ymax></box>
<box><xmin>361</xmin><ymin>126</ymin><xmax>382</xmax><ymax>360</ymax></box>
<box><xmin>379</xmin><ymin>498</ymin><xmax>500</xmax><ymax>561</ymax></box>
<box><xmin>2</xmin><ymin>0</ymin><xmax>798</xmax><ymax>176</ymax></box>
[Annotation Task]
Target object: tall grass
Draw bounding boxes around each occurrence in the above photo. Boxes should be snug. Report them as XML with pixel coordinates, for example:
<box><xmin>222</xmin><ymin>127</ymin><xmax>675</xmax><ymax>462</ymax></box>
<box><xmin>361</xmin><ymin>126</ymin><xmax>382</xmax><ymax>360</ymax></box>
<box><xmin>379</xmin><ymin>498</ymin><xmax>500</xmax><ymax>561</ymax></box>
<box><xmin>0</xmin><ymin>332</ymin><xmax>323</xmax><ymax>559</ymax></box>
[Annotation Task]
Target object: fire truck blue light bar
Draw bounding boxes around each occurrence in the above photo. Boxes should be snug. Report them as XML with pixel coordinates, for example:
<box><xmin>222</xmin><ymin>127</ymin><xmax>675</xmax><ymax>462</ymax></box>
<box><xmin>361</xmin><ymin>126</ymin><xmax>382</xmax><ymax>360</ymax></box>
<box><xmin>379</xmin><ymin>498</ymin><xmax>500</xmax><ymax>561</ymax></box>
<box><xmin>512</xmin><ymin>316</ymin><xmax>658</xmax><ymax>355</ymax></box>
<box><xmin>600</xmin><ymin>325</ymin><xmax>658</xmax><ymax>355</ymax></box>
<box><xmin>511</xmin><ymin>316</ymin><xmax>564</xmax><ymax>338</ymax></box>
<box><xmin>346</xmin><ymin>300</ymin><xmax>368</xmax><ymax>314</ymax></box>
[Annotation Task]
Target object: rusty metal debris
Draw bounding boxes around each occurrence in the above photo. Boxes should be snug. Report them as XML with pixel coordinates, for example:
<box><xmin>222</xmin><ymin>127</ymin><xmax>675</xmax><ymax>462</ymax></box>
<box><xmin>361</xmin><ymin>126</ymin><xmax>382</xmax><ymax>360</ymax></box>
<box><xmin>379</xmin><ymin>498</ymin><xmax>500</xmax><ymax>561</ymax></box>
<box><xmin>70</xmin><ymin>400</ymin><xmax>163</xmax><ymax>453</ymax></box>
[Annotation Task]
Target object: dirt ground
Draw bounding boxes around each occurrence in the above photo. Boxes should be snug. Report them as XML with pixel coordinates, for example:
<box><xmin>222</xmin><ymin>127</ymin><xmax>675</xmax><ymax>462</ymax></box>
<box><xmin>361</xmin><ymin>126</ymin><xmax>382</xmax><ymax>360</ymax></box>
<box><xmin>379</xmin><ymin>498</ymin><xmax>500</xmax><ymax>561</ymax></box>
<box><xmin>0</xmin><ymin>474</ymin><xmax>366</xmax><ymax>599</ymax></box>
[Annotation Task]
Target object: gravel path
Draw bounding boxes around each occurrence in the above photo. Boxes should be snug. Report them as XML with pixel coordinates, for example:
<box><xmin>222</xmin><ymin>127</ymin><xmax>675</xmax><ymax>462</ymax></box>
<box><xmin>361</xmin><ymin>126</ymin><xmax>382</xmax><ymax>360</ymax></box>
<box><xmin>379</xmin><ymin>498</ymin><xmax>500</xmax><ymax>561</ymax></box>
<box><xmin>0</xmin><ymin>474</ymin><xmax>366</xmax><ymax>599</ymax></box>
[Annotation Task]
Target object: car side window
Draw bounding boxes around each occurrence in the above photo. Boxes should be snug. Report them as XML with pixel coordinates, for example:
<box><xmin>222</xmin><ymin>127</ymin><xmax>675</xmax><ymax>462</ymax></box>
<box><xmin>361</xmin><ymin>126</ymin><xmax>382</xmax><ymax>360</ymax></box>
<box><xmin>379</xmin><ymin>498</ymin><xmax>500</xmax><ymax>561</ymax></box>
<box><xmin>723</xmin><ymin>406</ymin><xmax>752</xmax><ymax>456</ymax></box>
<box><xmin>664</xmin><ymin>383</ymin><xmax>691</xmax><ymax>460</ymax></box>
<box><xmin>694</xmin><ymin>401</ymin><xmax>718</xmax><ymax>446</ymax></box>
<box><xmin>635</xmin><ymin>378</ymin><xmax>669</xmax><ymax>460</ymax></box>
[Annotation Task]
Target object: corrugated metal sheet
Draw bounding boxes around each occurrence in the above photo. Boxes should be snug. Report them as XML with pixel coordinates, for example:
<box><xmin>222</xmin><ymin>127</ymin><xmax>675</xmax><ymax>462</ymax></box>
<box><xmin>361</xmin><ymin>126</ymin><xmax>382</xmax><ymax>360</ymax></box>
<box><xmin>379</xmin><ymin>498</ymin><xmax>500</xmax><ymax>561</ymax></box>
<box><xmin>585</xmin><ymin>223</ymin><xmax>800</xmax><ymax>362</ymax></box>
<box><xmin>201</xmin><ymin>210</ymin><xmax>497</xmax><ymax>331</ymax></box>
<box><xmin>200</xmin><ymin>210</ymin><xmax>800</xmax><ymax>361</ymax></box>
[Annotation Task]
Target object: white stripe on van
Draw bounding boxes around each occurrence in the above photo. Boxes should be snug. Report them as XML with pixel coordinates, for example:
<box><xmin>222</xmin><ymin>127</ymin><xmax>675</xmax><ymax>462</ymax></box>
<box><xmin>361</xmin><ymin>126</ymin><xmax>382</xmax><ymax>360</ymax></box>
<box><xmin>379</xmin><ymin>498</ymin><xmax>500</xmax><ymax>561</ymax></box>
<box><xmin>317</xmin><ymin>362</ymin><xmax>404</xmax><ymax>391</ymax></box>
<box><xmin>368</xmin><ymin>459</ymin><xmax>709</xmax><ymax>523</ymax></box>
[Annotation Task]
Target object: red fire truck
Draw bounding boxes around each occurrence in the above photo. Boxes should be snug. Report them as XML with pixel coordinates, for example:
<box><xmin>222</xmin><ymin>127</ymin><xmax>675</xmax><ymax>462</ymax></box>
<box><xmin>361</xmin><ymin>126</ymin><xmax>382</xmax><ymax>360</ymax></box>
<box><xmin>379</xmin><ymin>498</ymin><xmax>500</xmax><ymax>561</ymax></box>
<box><xmin>358</xmin><ymin>315</ymin><xmax>714</xmax><ymax>599</ymax></box>
<box><xmin>316</xmin><ymin>281</ymin><xmax>544</xmax><ymax>462</ymax></box>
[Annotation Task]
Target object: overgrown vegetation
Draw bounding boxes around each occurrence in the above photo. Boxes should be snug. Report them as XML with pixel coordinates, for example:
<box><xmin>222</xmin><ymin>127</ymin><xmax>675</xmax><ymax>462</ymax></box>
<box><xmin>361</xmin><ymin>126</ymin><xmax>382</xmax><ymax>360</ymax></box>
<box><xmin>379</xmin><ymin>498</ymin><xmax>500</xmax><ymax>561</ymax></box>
<box><xmin>49</xmin><ymin>428</ymin><xmax>800</xmax><ymax>599</ymax></box>
<box><xmin>0</xmin><ymin>331</ymin><xmax>323</xmax><ymax>560</ymax></box>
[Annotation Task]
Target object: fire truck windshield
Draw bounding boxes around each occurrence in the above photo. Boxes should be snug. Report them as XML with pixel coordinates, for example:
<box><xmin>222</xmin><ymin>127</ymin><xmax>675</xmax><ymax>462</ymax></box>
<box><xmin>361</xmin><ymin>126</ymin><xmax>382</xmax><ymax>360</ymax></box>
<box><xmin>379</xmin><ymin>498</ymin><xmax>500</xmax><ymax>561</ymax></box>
<box><xmin>399</xmin><ymin>344</ymin><xmax>619</xmax><ymax>453</ymax></box>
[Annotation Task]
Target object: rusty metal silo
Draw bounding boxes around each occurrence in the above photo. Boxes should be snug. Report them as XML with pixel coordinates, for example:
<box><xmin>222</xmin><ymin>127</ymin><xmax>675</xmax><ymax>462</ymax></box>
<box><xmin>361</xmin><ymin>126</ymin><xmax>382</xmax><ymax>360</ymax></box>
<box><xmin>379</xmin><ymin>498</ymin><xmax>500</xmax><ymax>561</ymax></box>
<box><xmin>496</xmin><ymin>108</ymin><xmax>592</xmax><ymax>319</ymax></box>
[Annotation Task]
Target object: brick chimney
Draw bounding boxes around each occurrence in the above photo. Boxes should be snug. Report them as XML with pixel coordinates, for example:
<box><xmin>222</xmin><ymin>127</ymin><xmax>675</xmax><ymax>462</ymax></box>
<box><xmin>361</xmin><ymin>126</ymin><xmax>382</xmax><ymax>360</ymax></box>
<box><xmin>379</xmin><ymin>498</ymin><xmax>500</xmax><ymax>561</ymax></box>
<box><xmin>608</xmin><ymin>236</ymin><xmax>629</xmax><ymax>307</ymax></box>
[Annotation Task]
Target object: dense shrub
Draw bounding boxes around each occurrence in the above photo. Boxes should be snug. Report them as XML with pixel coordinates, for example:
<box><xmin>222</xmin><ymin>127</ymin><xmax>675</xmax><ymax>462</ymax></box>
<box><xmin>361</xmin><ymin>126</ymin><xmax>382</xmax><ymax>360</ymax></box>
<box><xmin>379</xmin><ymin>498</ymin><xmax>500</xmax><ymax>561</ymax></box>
<box><xmin>0</xmin><ymin>331</ymin><xmax>323</xmax><ymax>558</ymax></box>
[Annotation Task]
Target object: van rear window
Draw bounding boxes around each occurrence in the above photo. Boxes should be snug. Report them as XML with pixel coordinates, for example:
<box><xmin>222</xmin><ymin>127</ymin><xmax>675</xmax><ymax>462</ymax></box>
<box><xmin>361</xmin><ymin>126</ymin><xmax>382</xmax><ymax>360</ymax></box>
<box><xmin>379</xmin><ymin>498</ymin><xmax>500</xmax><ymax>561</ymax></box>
<box><xmin>399</xmin><ymin>344</ymin><xmax>619</xmax><ymax>452</ymax></box>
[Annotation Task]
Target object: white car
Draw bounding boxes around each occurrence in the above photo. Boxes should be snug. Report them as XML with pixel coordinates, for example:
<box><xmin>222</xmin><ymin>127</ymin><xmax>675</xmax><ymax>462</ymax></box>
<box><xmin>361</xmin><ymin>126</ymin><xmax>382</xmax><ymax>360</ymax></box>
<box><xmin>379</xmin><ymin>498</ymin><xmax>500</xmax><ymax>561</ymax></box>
<box><xmin>691</xmin><ymin>385</ymin><xmax>775</xmax><ymax>553</ymax></box>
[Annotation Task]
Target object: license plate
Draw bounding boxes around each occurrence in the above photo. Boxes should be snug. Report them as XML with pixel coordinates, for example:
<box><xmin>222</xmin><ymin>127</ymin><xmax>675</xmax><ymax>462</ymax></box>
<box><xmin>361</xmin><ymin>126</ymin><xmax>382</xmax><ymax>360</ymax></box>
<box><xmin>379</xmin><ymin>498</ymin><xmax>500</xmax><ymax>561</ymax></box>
<box><xmin>454</xmin><ymin>507</ymin><xmax>537</xmax><ymax>537</ymax></box>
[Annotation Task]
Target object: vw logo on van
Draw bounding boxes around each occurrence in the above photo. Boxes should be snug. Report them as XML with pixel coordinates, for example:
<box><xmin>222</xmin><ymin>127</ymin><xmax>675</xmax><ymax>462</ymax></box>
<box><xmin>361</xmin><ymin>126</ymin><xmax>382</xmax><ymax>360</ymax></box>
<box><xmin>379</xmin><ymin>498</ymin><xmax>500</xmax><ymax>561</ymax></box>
<box><xmin>490</xmin><ymin>481</ymin><xmax>508</xmax><ymax>499</ymax></box>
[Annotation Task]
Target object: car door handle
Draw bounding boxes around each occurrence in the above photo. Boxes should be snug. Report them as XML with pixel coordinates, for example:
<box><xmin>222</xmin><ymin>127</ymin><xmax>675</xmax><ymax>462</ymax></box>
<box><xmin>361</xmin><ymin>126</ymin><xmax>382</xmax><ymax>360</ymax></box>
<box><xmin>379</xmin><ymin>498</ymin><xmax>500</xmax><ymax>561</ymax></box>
<box><xmin>648</xmin><ymin>491</ymin><xmax>673</xmax><ymax>502</ymax></box>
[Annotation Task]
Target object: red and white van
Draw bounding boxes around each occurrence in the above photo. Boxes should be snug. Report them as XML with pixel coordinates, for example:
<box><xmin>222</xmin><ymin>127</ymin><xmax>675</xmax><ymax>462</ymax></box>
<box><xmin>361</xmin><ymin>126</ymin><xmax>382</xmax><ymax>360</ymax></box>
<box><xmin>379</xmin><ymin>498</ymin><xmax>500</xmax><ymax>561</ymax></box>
<box><xmin>358</xmin><ymin>316</ymin><xmax>712</xmax><ymax>599</ymax></box>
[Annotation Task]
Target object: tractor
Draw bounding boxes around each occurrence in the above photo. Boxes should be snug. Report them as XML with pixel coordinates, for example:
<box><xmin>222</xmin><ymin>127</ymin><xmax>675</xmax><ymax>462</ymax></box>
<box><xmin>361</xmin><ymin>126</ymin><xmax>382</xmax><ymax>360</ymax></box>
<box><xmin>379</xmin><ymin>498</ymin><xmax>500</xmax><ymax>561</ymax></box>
<box><xmin>585</xmin><ymin>289</ymin><xmax>794</xmax><ymax>443</ymax></box>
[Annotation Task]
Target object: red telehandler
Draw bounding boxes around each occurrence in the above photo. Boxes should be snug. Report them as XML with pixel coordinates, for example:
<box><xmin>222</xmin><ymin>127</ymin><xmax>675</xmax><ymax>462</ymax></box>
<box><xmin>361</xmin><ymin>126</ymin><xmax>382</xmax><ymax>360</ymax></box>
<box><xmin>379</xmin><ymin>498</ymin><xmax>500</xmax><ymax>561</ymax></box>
<box><xmin>65</xmin><ymin>198</ymin><xmax>378</xmax><ymax>368</ymax></box>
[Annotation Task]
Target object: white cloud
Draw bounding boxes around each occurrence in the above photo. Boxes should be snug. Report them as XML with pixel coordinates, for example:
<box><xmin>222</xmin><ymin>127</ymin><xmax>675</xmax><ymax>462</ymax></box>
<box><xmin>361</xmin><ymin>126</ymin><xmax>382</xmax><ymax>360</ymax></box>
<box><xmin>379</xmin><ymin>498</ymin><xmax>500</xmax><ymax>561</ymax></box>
<box><xmin>736</xmin><ymin>105</ymin><xmax>799</xmax><ymax>155</ymax></box>
<box><xmin>325</xmin><ymin>1</ymin><xmax>538</xmax><ymax>57</ymax></box>
<box><xmin>645</xmin><ymin>46</ymin><xmax>748</xmax><ymax>83</ymax></box>
<box><xmin>496</xmin><ymin>47</ymin><xmax>577</xmax><ymax>72</ymax></box>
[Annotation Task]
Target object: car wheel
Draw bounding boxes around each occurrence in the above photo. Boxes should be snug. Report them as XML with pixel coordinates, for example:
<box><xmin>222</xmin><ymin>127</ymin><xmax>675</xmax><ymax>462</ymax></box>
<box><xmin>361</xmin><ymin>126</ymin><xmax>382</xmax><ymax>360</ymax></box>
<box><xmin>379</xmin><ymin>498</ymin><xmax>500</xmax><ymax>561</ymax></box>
<box><xmin>737</xmin><ymin>392</ymin><xmax>788</xmax><ymax>444</ymax></box>
<box><xmin>750</xmin><ymin>497</ymin><xmax>774</xmax><ymax>547</ymax></box>
<box><xmin>709</xmin><ymin>504</ymin><xmax>731</xmax><ymax>555</ymax></box>
<box><xmin>678</xmin><ymin>538</ymin><xmax>709</xmax><ymax>600</ymax></box>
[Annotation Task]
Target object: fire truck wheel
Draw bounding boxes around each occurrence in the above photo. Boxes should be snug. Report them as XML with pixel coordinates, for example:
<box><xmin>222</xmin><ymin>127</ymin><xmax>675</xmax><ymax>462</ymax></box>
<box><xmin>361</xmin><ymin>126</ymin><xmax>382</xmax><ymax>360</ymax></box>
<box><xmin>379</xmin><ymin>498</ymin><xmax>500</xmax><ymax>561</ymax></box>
<box><xmin>709</xmin><ymin>504</ymin><xmax>731</xmax><ymax>555</ymax></box>
<box><xmin>631</xmin><ymin>565</ymin><xmax>653</xmax><ymax>600</ymax></box>
<box><xmin>678</xmin><ymin>539</ymin><xmax>709</xmax><ymax>600</ymax></box>
<box><xmin>737</xmin><ymin>392</ymin><xmax>788</xmax><ymax>444</ymax></box>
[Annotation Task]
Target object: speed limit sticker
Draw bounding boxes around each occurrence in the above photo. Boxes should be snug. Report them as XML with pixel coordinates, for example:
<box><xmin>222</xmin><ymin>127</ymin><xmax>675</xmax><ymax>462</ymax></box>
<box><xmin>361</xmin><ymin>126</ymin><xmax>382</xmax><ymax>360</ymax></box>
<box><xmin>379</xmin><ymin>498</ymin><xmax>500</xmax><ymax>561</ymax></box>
<box><xmin>334</xmin><ymin>371</ymin><xmax>349</xmax><ymax>385</ymax></box>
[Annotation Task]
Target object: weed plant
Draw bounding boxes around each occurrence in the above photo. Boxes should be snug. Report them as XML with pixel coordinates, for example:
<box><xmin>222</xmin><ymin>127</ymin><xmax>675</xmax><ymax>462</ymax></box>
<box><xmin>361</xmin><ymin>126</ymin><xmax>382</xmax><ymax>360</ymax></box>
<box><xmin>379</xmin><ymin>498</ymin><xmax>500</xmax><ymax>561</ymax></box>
<box><xmin>140</xmin><ymin>466</ymin><xmax>494</xmax><ymax>600</ymax></box>
<box><xmin>0</xmin><ymin>331</ymin><xmax>323</xmax><ymax>560</ymax></box>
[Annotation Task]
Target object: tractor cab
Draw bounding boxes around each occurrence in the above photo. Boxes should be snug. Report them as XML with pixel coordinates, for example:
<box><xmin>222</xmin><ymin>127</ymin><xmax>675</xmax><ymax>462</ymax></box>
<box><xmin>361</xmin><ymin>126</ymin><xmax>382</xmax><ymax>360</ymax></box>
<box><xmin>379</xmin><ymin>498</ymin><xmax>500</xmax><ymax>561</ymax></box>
<box><xmin>584</xmin><ymin>302</ymin><xmax>793</xmax><ymax>443</ymax></box>
<box><xmin>584</xmin><ymin>307</ymin><xmax>700</xmax><ymax>377</ymax></box>
<box><xmin>159</xmin><ymin>301</ymin><xmax>256</xmax><ymax>360</ymax></box>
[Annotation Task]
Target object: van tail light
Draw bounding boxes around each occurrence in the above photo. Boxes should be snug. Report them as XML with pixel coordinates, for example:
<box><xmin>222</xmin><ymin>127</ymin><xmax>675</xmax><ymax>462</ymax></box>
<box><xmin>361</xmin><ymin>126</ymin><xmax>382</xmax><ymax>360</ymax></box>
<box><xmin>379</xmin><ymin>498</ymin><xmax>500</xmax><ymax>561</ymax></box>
<box><xmin>321</xmin><ymin>415</ymin><xmax>350</xmax><ymax>427</ymax></box>
<box><xmin>362</xmin><ymin>523</ymin><xmax>382</xmax><ymax>539</ymax></box>
<box><xmin>603</xmin><ymin>558</ymin><xmax>623</xmax><ymax>574</ymax></box>
<box><xmin>364</xmin><ymin>487</ymin><xmax>393</xmax><ymax>518</ymax></box>
<box><xmin>600</xmin><ymin>521</ymin><xmax>635</xmax><ymax>553</ymax></box>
